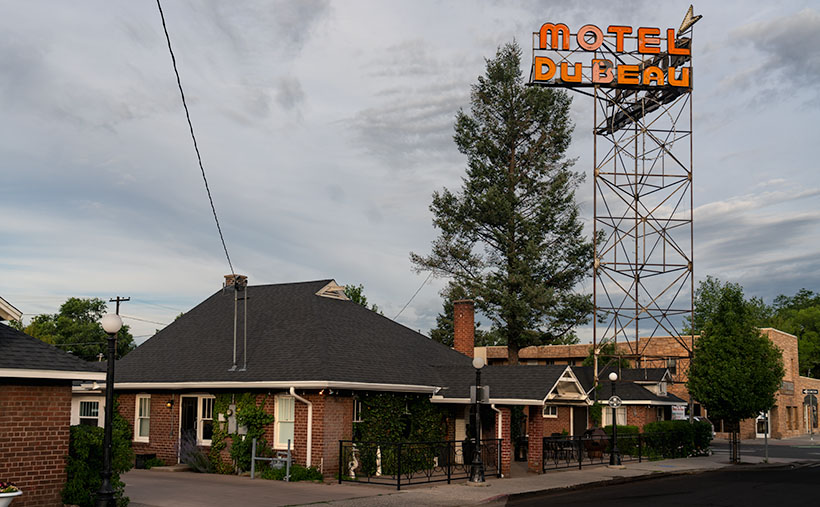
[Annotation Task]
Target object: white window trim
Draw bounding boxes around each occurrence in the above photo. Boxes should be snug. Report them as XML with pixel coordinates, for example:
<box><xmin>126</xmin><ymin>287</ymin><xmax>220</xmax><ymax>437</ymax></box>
<box><xmin>543</xmin><ymin>405</ymin><xmax>558</xmax><ymax>418</ymax></box>
<box><xmin>179</xmin><ymin>394</ymin><xmax>216</xmax><ymax>446</ymax></box>
<box><xmin>134</xmin><ymin>394</ymin><xmax>151</xmax><ymax>443</ymax></box>
<box><xmin>71</xmin><ymin>396</ymin><xmax>105</xmax><ymax>427</ymax></box>
<box><xmin>353</xmin><ymin>399</ymin><xmax>363</xmax><ymax>423</ymax></box>
<box><xmin>274</xmin><ymin>395</ymin><xmax>296</xmax><ymax>450</ymax></box>
<box><xmin>602</xmin><ymin>406</ymin><xmax>627</xmax><ymax>426</ymax></box>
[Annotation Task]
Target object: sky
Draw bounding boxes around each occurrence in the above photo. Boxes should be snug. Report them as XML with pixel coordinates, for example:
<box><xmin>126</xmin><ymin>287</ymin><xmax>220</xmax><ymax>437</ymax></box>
<box><xmin>2</xmin><ymin>1</ymin><xmax>819</xmax><ymax>345</ymax></box>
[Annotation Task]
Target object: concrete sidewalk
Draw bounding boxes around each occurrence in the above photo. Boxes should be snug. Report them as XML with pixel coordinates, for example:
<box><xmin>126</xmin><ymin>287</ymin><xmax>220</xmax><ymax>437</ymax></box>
<box><xmin>125</xmin><ymin>451</ymin><xmax>806</xmax><ymax>507</ymax></box>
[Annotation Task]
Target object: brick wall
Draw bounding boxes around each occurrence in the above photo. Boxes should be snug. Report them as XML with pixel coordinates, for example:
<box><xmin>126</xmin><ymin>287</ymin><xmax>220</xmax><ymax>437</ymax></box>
<box><xmin>117</xmin><ymin>392</ymin><xmax>180</xmax><ymax>465</ymax></box>
<box><xmin>0</xmin><ymin>381</ymin><xmax>72</xmax><ymax>507</ymax></box>
<box><xmin>541</xmin><ymin>406</ymin><xmax>572</xmax><ymax>436</ymax></box>
<box><xmin>319</xmin><ymin>396</ymin><xmax>353</xmax><ymax>475</ymax></box>
<box><xmin>496</xmin><ymin>407</ymin><xmax>512</xmax><ymax>477</ymax></box>
<box><xmin>526</xmin><ymin>405</ymin><xmax>544</xmax><ymax>473</ymax></box>
<box><xmin>625</xmin><ymin>405</ymin><xmax>659</xmax><ymax>429</ymax></box>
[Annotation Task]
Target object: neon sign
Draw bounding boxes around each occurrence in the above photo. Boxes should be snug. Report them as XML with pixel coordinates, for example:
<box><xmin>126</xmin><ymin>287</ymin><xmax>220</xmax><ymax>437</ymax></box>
<box><xmin>531</xmin><ymin>21</ymin><xmax>694</xmax><ymax>89</ymax></box>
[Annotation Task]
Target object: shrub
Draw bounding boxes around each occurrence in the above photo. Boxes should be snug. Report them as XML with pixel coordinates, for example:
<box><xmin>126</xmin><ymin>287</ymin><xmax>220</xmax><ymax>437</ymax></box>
<box><xmin>643</xmin><ymin>420</ymin><xmax>706</xmax><ymax>458</ymax></box>
<box><xmin>62</xmin><ymin>411</ymin><xmax>134</xmax><ymax>507</ymax></box>
<box><xmin>602</xmin><ymin>425</ymin><xmax>640</xmax><ymax>456</ymax></box>
<box><xmin>691</xmin><ymin>420</ymin><xmax>713</xmax><ymax>455</ymax></box>
<box><xmin>180</xmin><ymin>434</ymin><xmax>213</xmax><ymax>473</ymax></box>
<box><xmin>142</xmin><ymin>457</ymin><xmax>165</xmax><ymax>470</ymax></box>
<box><xmin>260</xmin><ymin>464</ymin><xmax>322</xmax><ymax>482</ymax></box>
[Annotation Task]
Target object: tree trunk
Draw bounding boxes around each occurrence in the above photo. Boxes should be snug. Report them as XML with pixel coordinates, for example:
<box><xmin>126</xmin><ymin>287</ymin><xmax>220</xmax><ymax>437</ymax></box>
<box><xmin>508</xmin><ymin>347</ymin><xmax>519</xmax><ymax>365</ymax></box>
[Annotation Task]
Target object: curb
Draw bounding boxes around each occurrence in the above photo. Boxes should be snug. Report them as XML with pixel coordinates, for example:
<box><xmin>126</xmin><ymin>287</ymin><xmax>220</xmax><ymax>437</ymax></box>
<box><xmin>478</xmin><ymin>469</ymin><xmax>708</xmax><ymax>504</ymax></box>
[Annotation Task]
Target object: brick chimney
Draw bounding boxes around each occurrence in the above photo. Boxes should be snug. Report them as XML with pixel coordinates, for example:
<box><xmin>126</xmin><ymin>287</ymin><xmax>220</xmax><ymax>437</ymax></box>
<box><xmin>453</xmin><ymin>299</ymin><xmax>475</xmax><ymax>358</ymax></box>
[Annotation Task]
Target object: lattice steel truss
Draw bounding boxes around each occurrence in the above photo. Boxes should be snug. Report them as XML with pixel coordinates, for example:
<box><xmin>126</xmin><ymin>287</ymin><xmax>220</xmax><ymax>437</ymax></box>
<box><xmin>530</xmin><ymin>12</ymin><xmax>699</xmax><ymax>385</ymax></box>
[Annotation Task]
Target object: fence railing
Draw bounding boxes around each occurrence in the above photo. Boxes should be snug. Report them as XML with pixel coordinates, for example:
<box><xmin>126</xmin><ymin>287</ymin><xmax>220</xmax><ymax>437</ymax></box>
<box><xmin>542</xmin><ymin>431</ymin><xmax>695</xmax><ymax>472</ymax></box>
<box><xmin>339</xmin><ymin>439</ymin><xmax>501</xmax><ymax>490</ymax></box>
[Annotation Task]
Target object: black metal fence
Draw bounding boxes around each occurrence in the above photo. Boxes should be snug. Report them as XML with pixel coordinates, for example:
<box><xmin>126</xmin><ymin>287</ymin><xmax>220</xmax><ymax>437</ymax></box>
<box><xmin>542</xmin><ymin>432</ymin><xmax>682</xmax><ymax>472</ymax></box>
<box><xmin>339</xmin><ymin>439</ymin><xmax>501</xmax><ymax>490</ymax></box>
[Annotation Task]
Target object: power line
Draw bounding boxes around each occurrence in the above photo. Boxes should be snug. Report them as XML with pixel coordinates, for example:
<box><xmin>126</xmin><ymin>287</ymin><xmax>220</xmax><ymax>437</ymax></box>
<box><xmin>155</xmin><ymin>0</ymin><xmax>235</xmax><ymax>275</ymax></box>
<box><xmin>393</xmin><ymin>272</ymin><xmax>433</xmax><ymax>320</ymax></box>
<box><xmin>130</xmin><ymin>299</ymin><xmax>184</xmax><ymax>313</ymax></box>
<box><xmin>120</xmin><ymin>314</ymin><xmax>169</xmax><ymax>326</ymax></box>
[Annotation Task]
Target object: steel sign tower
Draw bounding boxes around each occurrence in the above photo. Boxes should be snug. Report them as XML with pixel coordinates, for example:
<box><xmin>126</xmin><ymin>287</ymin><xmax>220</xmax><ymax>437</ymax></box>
<box><xmin>530</xmin><ymin>7</ymin><xmax>702</xmax><ymax>386</ymax></box>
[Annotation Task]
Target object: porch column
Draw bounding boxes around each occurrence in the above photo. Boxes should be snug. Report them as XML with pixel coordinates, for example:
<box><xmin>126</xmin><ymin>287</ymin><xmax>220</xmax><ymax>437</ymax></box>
<box><xmin>527</xmin><ymin>405</ymin><xmax>544</xmax><ymax>473</ymax></box>
<box><xmin>496</xmin><ymin>407</ymin><xmax>512</xmax><ymax>477</ymax></box>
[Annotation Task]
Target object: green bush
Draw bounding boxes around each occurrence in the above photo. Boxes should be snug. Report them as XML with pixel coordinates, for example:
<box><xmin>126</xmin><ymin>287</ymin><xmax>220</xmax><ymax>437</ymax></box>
<box><xmin>692</xmin><ymin>421</ymin><xmax>713</xmax><ymax>455</ymax></box>
<box><xmin>643</xmin><ymin>420</ymin><xmax>707</xmax><ymax>458</ymax></box>
<box><xmin>602</xmin><ymin>425</ymin><xmax>640</xmax><ymax>456</ymax></box>
<box><xmin>259</xmin><ymin>464</ymin><xmax>322</xmax><ymax>482</ymax></box>
<box><xmin>143</xmin><ymin>457</ymin><xmax>165</xmax><ymax>469</ymax></box>
<box><xmin>62</xmin><ymin>410</ymin><xmax>134</xmax><ymax>507</ymax></box>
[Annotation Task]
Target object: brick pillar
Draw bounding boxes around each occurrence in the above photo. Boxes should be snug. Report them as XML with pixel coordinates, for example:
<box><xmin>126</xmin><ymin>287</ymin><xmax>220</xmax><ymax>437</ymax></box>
<box><xmin>453</xmin><ymin>299</ymin><xmax>475</xmax><ymax>358</ymax></box>
<box><xmin>497</xmin><ymin>407</ymin><xmax>512</xmax><ymax>477</ymax></box>
<box><xmin>527</xmin><ymin>405</ymin><xmax>544</xmax><ymax>474</ymax></box>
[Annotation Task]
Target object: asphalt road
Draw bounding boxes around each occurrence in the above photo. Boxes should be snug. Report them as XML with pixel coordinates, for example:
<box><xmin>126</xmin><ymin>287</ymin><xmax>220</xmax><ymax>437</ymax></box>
<box><xmin>712</xmin><ymin>439</ymin><xmax>820</xmax><ymax>460</ymax></box>
<box><xmin>508</xmin><ymin>462</ymin><xmax>820</xmax><ymax>506</ymax></box>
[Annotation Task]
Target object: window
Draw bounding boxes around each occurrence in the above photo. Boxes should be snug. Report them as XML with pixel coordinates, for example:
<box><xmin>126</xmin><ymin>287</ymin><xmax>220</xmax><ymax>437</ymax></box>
<box><xmin>353</xmin><ymin>399</ymin><xmax>363</xmax><ymax>423</ymax></box>
<box><xmin>602</xmin><ymin>406</ymin><xmax>627</xmax><ymax>426</ymax></box>
<box><xmin>526</xmin><ymin>360</ymin><xmax>539</xmax><ymax>366</ymax></box>
<box><xmin>135</xmin><ymin>395</ymin><xmax>151</xmax><ymax>442</ymax></box>
<box><xmin>543</xmin><ymin>405</ymin><xmax>558</xmax><ymax>418</ymax></box>
<box><xmin>275</xmin><ymin>396</ymin><xmax>295</xmax><ymax>449</ymax></box>
<box><xmin>79</xmin><ymin>401</ymin><xmax>100</xmax><ymax>426</ymax></box>
<box><xmin>201</xmin><ymin>397</ymin><xmax>215</xmax><ymax>442</ymax></box>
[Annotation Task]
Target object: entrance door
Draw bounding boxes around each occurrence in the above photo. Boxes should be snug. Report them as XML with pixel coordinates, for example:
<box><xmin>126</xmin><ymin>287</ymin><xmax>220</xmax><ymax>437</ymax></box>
<box><xmin>572</xmin><ymin>407</ymin><xmax>587</xmax><ymax>436</ymax></box>
<box><xmin>181</xmin><ymin>397</ymin><xmax>198</xmax><ymax>444</ymax></box>
<box><xmin>755</xmin><ymin>411</ymin><xmax>770</xmax><ymax>438</ymax></box>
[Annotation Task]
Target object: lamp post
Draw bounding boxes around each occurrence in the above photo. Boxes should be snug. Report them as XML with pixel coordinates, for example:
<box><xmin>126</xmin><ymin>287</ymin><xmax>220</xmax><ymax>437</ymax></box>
<box><xmin>95</xmin><ymin>313</ymin><xmax>122</xmax><ymax>507</ymax></box>
<box><xmin>608</xmin><ymin>371</ymin><xmax>622</xmax><ymax>466</ymax></box>
<box><xmin>470</xmin><ymin>356</ymin><xmax>485</xmax><ymax>483</ymax></box>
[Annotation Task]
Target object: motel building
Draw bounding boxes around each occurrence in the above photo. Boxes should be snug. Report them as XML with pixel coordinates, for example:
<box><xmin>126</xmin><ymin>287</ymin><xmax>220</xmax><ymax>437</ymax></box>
<box><xmin>83</xmin><ymin>278</ymin><xmax>697</xmax><ymax>479</ymax></box>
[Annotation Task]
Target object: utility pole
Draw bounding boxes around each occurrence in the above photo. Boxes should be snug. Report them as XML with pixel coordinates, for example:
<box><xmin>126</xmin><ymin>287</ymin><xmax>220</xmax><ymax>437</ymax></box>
<box><xmin>109</xmin><ymin>296</ymin><xmax>130</xmax><ymax>315</ymax></box>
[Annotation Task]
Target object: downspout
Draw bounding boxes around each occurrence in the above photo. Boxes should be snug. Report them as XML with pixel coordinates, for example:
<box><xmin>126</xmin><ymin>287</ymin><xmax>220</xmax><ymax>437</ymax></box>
<box><xmin>491</xmin><ymin>404</ymin><xmax>503</xmax><ymax>477</ymax></box>
<box><xmin>490</xmin><ymin>404</ymin><xmax>502</xmax><ymax>439</ymax></box>
<box><xmin>290</xmin><ymin>387</ymin><xmax>312</xmax><ymax>467</ymax></box>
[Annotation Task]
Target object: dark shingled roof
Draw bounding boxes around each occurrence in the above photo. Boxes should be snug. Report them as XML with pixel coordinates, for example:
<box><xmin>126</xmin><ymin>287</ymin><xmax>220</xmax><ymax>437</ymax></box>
<box><xmin>116</xmin><ymin>280</ymin><xmax>473</xmax><ymax>387</ymax></box>
<box><xmin>595</xmin><ymin>381</ymin><xmax>686</xmax><ymax>404</ymax></box>
<box><xmin>0</xmin><ymin>323</ymin><xmax>105</xmax><ymax>376</ymax></box>
<box><xmin>572</xmin><ymin>366</ymin><xmax>671</xmax><ymax>392</ymax></box>
<box><xmin>435</xmin><ymin>365</ymin><xmax>568</xmax><ymax>401</ymax></box>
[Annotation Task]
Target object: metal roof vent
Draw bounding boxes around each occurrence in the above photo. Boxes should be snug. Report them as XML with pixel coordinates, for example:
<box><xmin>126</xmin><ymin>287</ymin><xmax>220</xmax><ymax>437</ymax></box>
<box><xmin>223</xmin><ymin>274</ymin><xmax>249</xmax><ymax>372</ymax></box>
<box><xmin>315</xmin><ymin>281</ymin><xmax>349</xmax><ymax>300</ymax></box>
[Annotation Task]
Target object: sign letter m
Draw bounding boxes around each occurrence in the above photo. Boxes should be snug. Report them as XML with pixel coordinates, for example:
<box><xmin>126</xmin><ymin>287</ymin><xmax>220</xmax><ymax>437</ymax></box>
<box><xmin>539</xmin><ymin>23</ymin><xmax>570</xmax><ymax>50</ymax></box>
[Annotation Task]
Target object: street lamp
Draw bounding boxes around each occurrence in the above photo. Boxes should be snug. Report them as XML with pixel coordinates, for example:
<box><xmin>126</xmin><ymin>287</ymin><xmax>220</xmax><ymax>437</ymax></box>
<box><xmin>608</xmin><ymin>371</ymin><xmax>622</xmax><ymax>466</ymax></box>
<box><xmin>470</xmin><ymin>356</ymin><xmax>485</xmax><ymax>483</ymax></box>
<box><xmin>96</xmin><ymin>313</ymin><xmax>122</xmax><ymax>507</ymax></box>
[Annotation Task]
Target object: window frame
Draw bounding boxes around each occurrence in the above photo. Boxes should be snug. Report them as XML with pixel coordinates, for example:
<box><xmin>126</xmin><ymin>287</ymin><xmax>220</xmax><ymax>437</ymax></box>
<box><xmin>542</xmin><ymin>405</ymin><xmax>558</xmax><ymax>418</ymax></box>
<box><xmin>179</xmin><ymin>394</ymin><xmax>216</xmax><ymax>446</ymax></box>
<box><xmin>274</xmin><ymin>395</ymin><xmax>296</xmax><ymax>449</ymax></box>
<box><xmin>602</xmin><ymin>406</ymin><xmax>627</xmax><ymax>426</ymax></box>
<box><xmin>134</xmin><ymin>395</ymin><xmax>151</xmax><ymax>443</ymax></box>
<box><xmin>353</xmin><ymin>398</ymin><xmax>363</xmax><ymax>423</ymax></box>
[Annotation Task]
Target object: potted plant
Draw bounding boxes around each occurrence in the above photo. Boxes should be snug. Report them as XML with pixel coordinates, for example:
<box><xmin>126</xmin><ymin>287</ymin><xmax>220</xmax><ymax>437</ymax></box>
<box><xmin>0</xmin><ymin>482</ymin><xmax>21</xmax><ymax>506</ymax></box>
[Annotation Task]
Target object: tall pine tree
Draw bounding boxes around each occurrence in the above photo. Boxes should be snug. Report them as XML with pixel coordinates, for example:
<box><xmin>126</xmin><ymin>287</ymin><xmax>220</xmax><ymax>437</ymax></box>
<box><xmin>412</xmin><ymin>42</ymin><xmax>594</xmax><ymax>363</ymax></box>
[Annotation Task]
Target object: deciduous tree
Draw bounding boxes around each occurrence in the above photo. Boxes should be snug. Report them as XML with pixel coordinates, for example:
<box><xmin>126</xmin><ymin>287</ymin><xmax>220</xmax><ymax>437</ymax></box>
<box><xmin>21</xmin><ymin>297</ymin><xmax>135</xmax><ymax>361</ymax></box>
<box><xmin>686</xmin><ymin>279</ymin><xmax>784</xmax><ymax>463</ymax></box>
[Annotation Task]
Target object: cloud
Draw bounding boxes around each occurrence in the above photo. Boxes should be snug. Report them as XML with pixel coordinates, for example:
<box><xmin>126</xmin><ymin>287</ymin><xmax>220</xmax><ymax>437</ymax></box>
<box><xmin>275</xmin><ymin>77</ymin><xmax>305</xmax><ymax>111</ymax></box>
<box><xmin>726</xmin><ymin>8</ymin><xmax>820</xmax><ymax>102</ymax></box>
<box><xmin>348</xmin><ymin>86</ymin><xmax>468</xmax><ymax>166</ymax></box>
